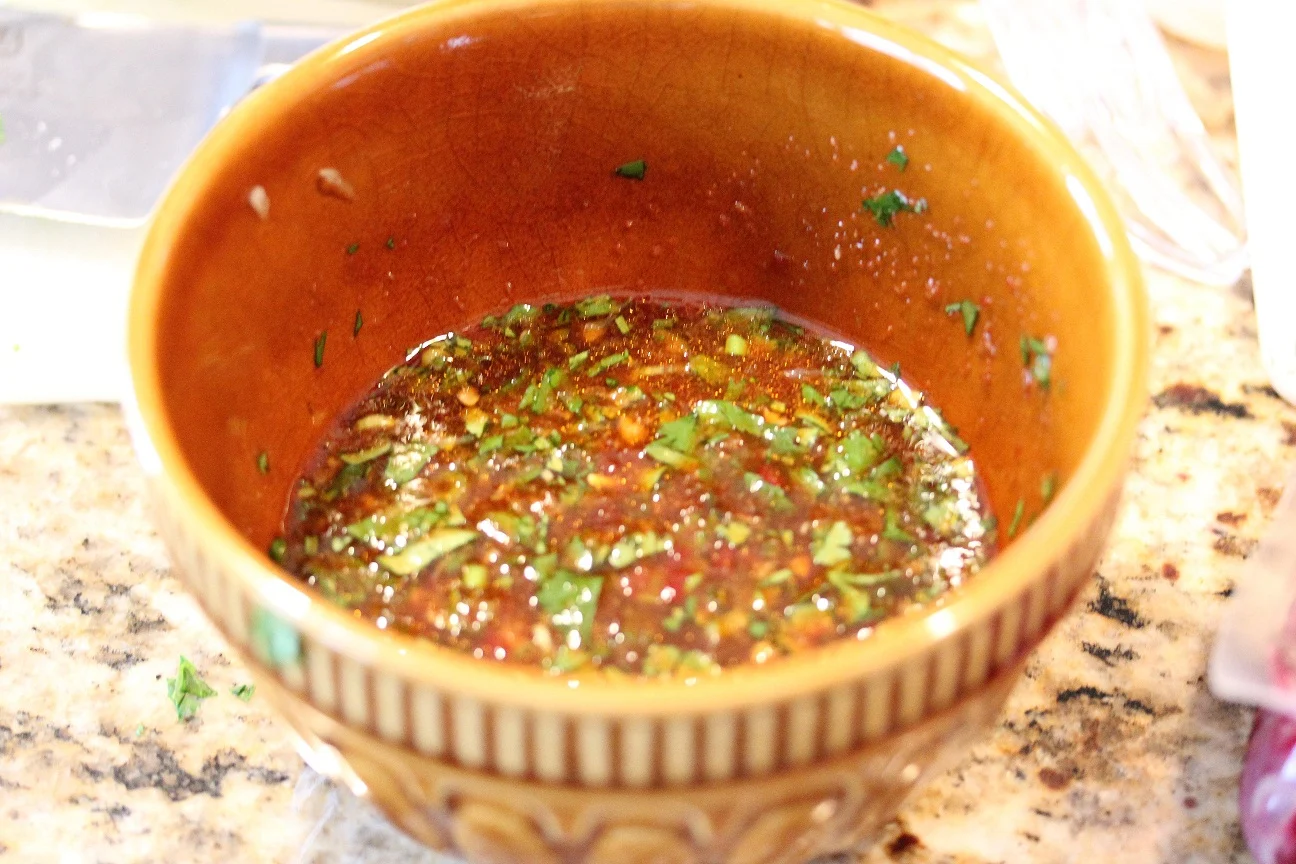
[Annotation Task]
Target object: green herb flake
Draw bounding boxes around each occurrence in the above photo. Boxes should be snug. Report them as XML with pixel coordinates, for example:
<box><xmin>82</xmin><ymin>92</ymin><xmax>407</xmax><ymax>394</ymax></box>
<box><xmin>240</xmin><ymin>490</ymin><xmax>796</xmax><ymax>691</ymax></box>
<box><xmin>655</xmin><ymin>414</ymin><xmax>698</xmax><ymax>452</ymax></box>
<box><xmin>346</xmin><ymin>242</ymin><xmax>360</xmax><ymax>255</ymax></box>
<box><xmin>353</xmin><ymin>309</ymin><xmax>364</xmax><ymax>337</ymax></box>
<box><xmin>687</xmin><ymin>354</ymin><xmax>729</xmax><ymax>385</ymax></box>
<box><xmin>166</xmin><ymin>656</ymin><xmax>216</xmax><ymax>721</ymax></box>
<box><xmin>340</xmin><ymin>440</ymin><xmax>392</xmax><ymax>465</ymax></box>
<box><xmin>725</xmin><ymin>333</ymin><xmax>749</xmax><ymax>356</ymax></box>
<box><xmin>1041</xmin><ymin>471</ymin><xmax>1059</xmax><ymax>504</ymax></box>
<box><xmin>477</xmin><ymin>434</ymin><xmax>504</xmax><ymax>457</ymax></box>
<box><xmin>944</xmin><ymin>300</ymin><xmax>980</xmax><ymax>336</ymax></box>
<box><xmin>1021</xmin><ymin>335</ymin><xmax>1054</xmax><ymax>389</ymax></box>
<box><xmin>801</xmin><ymin>383</ymin><xmax>827</xmax><ymax>408</ymax></box>
<box><xmin>662</xmin><ymin>606</ymin><xmax>687</xmax><ymax>633</ymax></box>
<box><xmin>861</xmin><ymin>189</ymin><xmax>925</xmax><ymax>227</ymax></box>
<box><xmin>644</xmin><ymin>442</ymin><xmax>696</xmax><ymax>469</ymax></box>
<box><xmin>881</xmin><ymin>509</ymin><xmax>916</xmax><ymax>544</ymax></box>
<box><xmin>585</xmin><ymin>351</ymin><xmax>630</xmax><ymax>377</ymax></box>
<box><xmin>461</xmin><ymin>564</ymin><xmax>489</xmax><ymax>590</ymax></box>
<box><xmin>886</xmin><ymin>145</ymin><xmax>910</xmax><ymax>171</ymax></box>
<box><xmin>717</xmin><ymin>522</ymin><xmax>752</xmax><ymax>546</ymax></box>
<box><xmin>1008</xmin><ymin>498</ymin><xmax>1026</xmax><ymax>538</ymax></box>
<box><xmin>684</xmin><ymin>572</ymin><xmax>704</xmax><ymax>592</ymax></box>
<box><xmin>313</xmin><ymin>331</ymin><xmax>327</xmax><ymax>368</ymax></box>
<box><xmin>614</xmin><ymin>315</ymin><xmax>631</xmax><ymax>335</ymax></box>
<box><xmin>614</xmin><ymin>159</ymin><xmax>647</xmax><ymax>180</ymax></box>
<box><xmin>747</xmin><ymin>620</ymin><xmax>770</xmax><ymax>639</ymax></box>
<box><xmin>268</xmin><ymin>537</ymin><xmax>287</xmax><ymax>564</ymax></box>
<box><xmin>231</xmin><ymin>683</ymin><xmax>256</xmax><ymax>702</ymax></box>
<box><xmin>812</xmin><ymin>521</ymin><xmax>853</xmax><ymax>566</ymax></box>
<box><xmin>384</xmin><ymin>442</ymin><xmax>433</xmax><ymax>483</ymax></box>
<box><xmin>378</xmin><ymin>528</ymin><xmax>479</xmax><ymax>575</ymax></box>
<box><xmin>695</xmin><ymin>399</ymin><xmax>763</xmax><ymax>436</ymax></box>
<box><xmin>536</xmin><ymin>571</ymin><xmax>604</xmax><ymax>640</ymax></box>
<box><xmin>608</xmin><ymin>532</ymin><xmax>668</xmax><ymax>569</ymax></box>
<box><xmin>575</xmin><ymin>295</ymin><xmax>616</xmax><ymax>318</ymax></box>
<box><xmin>568</xmin><ymin>350</ymin><xmax>590</xmax><ymax>370</ymax></box>
<box><xmin>385</xmin><ymin>236</ymin><xmax>396</xmax><ymax>250</ymax></box>
<box><xmin>256</xmin><ymin>451</ymin><xmax>270</xmax><ymax>475</ymax></box>
<box><xmin>760</xmin><ymin>568</ymin><xmax>793</xmax><ymax>588</ymax></box>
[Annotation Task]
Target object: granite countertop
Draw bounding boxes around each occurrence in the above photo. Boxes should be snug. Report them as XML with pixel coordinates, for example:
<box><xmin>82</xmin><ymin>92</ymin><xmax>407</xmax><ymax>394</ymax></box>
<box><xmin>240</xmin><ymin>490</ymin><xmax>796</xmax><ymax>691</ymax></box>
<box><xmin>0</xmin><ymin>3</ymin><xmax>1278</xmax><ymax>862</ymax></box>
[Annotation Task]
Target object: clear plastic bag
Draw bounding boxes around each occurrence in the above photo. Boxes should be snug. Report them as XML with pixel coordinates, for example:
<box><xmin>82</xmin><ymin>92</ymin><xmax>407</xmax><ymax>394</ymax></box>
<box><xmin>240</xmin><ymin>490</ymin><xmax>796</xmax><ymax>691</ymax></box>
<box><xmin>1211</xmin><ymin>481</ymin><xmax>1296</xmax><ymax>862</ymax></box>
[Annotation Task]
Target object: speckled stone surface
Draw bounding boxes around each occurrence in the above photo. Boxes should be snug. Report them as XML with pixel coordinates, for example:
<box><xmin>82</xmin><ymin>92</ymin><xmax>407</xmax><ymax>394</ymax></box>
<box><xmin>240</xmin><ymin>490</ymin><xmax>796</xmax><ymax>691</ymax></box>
<box><xmin>0</xmin><ymin>3</ymin><xmax>1278</xmax><ymax>862</ymax></box>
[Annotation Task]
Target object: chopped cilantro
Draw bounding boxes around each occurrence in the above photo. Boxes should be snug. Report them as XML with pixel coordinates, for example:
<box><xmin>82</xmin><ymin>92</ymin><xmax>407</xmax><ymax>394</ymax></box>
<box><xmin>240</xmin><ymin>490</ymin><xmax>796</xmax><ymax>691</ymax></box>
<box><xmin>688</xmin><ymin>355</ymin><xmax>729</xmax><ymax>384</ymax></box>
<box><xmin>881</xmin><ymin>509</ymin><xmax>916</xmax><ymax>544</ymax></box>
<box><xmin>862</xmin><ymin>189</ymin><xmax>926</xmax><ymax>227</ymax></box>
<box><xmin>1021</xmin><ymin>335</ymin><xmax>1054</xmax><ymax>389</ymax></box>
<box><xmin>536</xmin><ymin>571</ymin><xmax>603</xmax><ymax>640</ymax></box>
<box><xmin>585</xmin><ymin>351</ymin><xmax>629</xmax><ymax>377</ymax></box>
<box><xmin>608</xmin><ymin>532</ymin><xmax>668</xmax><ymax>568</ymax></box>
<box><xmin>346</xmin><ymin>242</ymin><xmax>360</xmax><ymax>255</ymax></box>
<box><xmin>384</xmin><ymin>442</ymin><xmax>432</xmax><ymax>483</ymax></box>
<box><xmin>717</xmin><ymin>522</ymin><xmax>752</xmax><ymax>546</ymax></box>
<box><xmin>461</xmin><ymin>564</ymin><xmax>488</xmax><ymax>590</ymax></box>
<box><xmin>340</xmin><ymin>441</ymin><xmax>392</xmax><ymax>465</ymax></box>
<box><xmin>760</xmin><ymin>568</ymin><xmax>794</xmax><ymax>587</ymax></box>
<box><xmin>656</xmin><ymin>414</ymin><xmax>698</xmax><ymax>451</ymax></box>
<box><xmin>812</xmin><ymin>521</ymin><xmax>853</xmax><ymax>566</ymax></box>
<box><xmin>313</xmin><ymin>331</ymin><xmax>327</xmax><ymax>368</ymax></box>
<box><xmin>645</xmin><ymin>442</ymin><xmax>696</xmax><ymax>469</ymax></box>
<box><xmin>385</xmin><ymin>236</ymin><xmax>396</xmax><ymax>250</ymax></box>
<box><xmin>256</xmin><ymin>451</ymin><xmax>269</xmax><ymax>475</ymax></box>
<box><xmin>568</xmin><ymin>350</ymin><xmax>590</xmax><ymax>369</ymax></box>
<box><xmin>353</xmin><ymin>309</ymin><xmax>363</xmax><ymax>337</ymax></box>
<box><xmin>695</xmin><ymin>399</ymin><xmax>763</xmax><ymax>436</ymax></box>
<box><xmin>378</xmin><ymin>528</ymin><xmax>479</xmax><ymax>575</ymax></box>
<box><xmin>477</xmin><ymin>434</ymin><xmax>504</xmax><ymax>456</ymax></box>
<box><xmin>166</xmin><ymin>656</ymin><xmax>216</xmax><ymax>721</ymax></box>
<box><xmin>614</xmin><ymin>159</ymin><xmax>647</xmax><ymax>180</ymax></box>
<box><xmin>840</xmin><ymin>431</ymin><xmax>882</xmax><ymax>474</ymax></box>
<box><xmin>944</xmin><ymin>300</ymin><xmax>979</xmax><ymax>336</ymax></box>
<box><xmin>886</xmin><ymin>145</ymin><xmax>910</xmax><ymax>170</ymax></box>
<box><xmin>801</xmin><ymin>383</ymin><xmax>827</xmax><ymax>408</ymax></box>
<box><xmin>575</xmin><ymin>295</ymin><xmax>616</xmax><ymax>318</ymax></box>
<box><xmin>464</xmin><ymin>410</ymin><xmax>489</xmax><ymax>438</ymax></box>
<box><xmin>231</xmin><ymin>683</ymin><xmax>256</xmax><ymax>702</ymax></box>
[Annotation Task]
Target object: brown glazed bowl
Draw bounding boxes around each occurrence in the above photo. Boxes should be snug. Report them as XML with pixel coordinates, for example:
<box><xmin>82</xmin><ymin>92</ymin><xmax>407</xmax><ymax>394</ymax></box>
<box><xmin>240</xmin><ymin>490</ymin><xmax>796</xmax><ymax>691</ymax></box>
<box><xmin>126</xmin><ymin>0</ymin><xmax>1147</xmax><ymax>861</ymax></box>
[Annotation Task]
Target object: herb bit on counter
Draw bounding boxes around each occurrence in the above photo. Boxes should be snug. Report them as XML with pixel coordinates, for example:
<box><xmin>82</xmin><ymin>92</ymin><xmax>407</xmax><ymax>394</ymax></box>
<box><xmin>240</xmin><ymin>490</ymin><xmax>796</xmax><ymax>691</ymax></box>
<box><xmin>385</xmin><ymin>236</ymin><xmax>396</xmax><ymax>250</ymax></box>
<box><xmin>614</xmin><ymin>159</ymin><xmax>647</xmax><ymax>180</ymax></box>
<box><xmin>314</xmin><ymin>331</ymin><xmax>328</xmax><ymax>369</ymax></box>
<box><xmin>886</xmin><ymin>145</ymin><xmax>909</xmax><ymax>171</ymax></box>
<box><xmin>862</xmin><ymin>189</ymin><xmax>927</xmax><ymax>227</ymax></box>
<box><xmin>166</xmin><ymin>656</ymin><xmax>216</xmax><ymax>721</ymax></box>
<box><xmin>231</xmin><ymin>683</ymin><xmax>256</xmax><ymax>702</ymax></box>
<box><xmin>944</xmin><ymin>300</ymin><xmax>980</xmax><ymax>336</ymax></box>
<box><xmin>1020</xmin><ymin>335</ymin><xmax>1054</xmax><ymax>389</ymax></box>
<box><xmin>353</xmin><ymin>310</ymin><xmax>364</xmax><ymax>337</ymax></box>
<box><xmin>256</xmin><ymin>451</ymin><xmax>270</xmax><ymax>475</ymax></box>
<box><xmin>346</xmin><ymin>242</ymin><xmax>360</xmax><ymax>256</ymax></box>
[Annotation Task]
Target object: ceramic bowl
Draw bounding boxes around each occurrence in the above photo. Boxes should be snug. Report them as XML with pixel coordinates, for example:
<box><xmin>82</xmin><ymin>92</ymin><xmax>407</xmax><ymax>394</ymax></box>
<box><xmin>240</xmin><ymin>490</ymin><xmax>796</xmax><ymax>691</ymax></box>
<box><xmin>126</xmin><ymin>0</ymin><xmax>1148</xmax><ymax>860</ymax></box>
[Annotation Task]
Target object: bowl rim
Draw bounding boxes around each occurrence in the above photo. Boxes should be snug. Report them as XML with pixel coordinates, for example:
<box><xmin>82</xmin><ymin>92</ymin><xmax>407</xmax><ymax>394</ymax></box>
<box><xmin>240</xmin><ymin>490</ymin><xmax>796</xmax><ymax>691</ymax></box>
<box><xmin>128</xmin><ymin>0</ymin><xmax>1148</xmax><ymax>716</ymax></box>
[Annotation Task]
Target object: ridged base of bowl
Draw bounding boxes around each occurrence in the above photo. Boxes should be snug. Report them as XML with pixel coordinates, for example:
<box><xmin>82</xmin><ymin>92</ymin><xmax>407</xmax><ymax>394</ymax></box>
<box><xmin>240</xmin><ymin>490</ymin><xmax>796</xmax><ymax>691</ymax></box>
<box><xmin>251</xmin><ymin>663</ymin><xmax>1022</xmax><ymax>864</ymax></box>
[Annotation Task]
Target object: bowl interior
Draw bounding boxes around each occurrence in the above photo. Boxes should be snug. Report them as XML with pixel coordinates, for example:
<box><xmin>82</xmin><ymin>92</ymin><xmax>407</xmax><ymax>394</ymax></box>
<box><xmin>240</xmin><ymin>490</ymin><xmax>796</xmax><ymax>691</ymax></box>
<box><xmin>136</xmin><ymin>0</ymin><xmax>1135</xmax><ymax>646</ymax></box>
